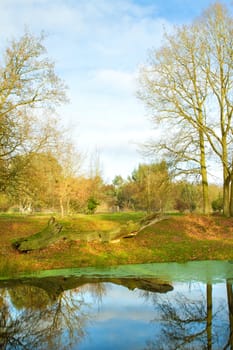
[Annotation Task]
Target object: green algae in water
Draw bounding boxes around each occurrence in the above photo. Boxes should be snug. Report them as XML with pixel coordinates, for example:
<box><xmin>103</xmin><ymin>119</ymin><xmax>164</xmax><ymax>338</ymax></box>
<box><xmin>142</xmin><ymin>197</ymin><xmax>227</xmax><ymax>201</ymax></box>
<box><xmin>4</xmin><ymin>260</ymin><xmax>233</xmax><ymax>284</ymax></box>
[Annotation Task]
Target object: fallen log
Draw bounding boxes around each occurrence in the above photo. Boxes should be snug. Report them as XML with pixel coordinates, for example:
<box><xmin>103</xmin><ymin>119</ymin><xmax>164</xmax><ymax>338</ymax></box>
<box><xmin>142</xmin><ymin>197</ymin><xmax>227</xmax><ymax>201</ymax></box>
<box><xmin>71</xmin><ymin>213</ymin><xmax>168</xmax><ymax>243</ymax></box>
<box><xmin>109</xmin><ymin>213</ymin><xmax>168</xmax><ymax>242</ymax></box>
<box><xmin>12</xmin><ymin>217</ymin><xmax>63</xmax><ymax>253</ymax></box>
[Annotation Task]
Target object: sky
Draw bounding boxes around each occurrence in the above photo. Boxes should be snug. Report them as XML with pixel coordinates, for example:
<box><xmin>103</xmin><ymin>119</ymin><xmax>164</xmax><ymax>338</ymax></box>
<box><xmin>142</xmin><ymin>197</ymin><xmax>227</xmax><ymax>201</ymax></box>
<box><xmin>0</xmin><ymin>0</ymin><xmax>231</xmax><ymax>182</ymax></box>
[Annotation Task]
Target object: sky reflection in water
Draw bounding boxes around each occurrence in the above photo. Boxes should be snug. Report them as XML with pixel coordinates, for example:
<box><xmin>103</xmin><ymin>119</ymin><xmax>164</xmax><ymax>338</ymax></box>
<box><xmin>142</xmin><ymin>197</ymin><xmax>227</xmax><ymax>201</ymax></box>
<box><xmin>0</xmin><ymin>261</ymin><xmax>232</xmax><ymax>350</ymax></box>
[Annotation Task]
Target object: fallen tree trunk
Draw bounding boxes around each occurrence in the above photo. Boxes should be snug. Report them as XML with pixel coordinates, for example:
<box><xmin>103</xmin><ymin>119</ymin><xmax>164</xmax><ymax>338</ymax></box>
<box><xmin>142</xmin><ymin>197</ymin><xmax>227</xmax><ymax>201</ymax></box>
<box><xmin>109</xmin><ymin>213</ymin><xmax>168</xmax><ymax>242</ymax></box>
<box><xmin>11</xmin><ymin>213</ymin><xmax>167</xmax><ymax>251</ymax></box>
<box><xmin>12</xmin><ymin>217</ymin><xmax>63</xmax><ymax>253</ymax></box>
<box><xmin>71</xmin><ymin>213</ymin><xmax>168</xmax><ymax>243</ymax></box>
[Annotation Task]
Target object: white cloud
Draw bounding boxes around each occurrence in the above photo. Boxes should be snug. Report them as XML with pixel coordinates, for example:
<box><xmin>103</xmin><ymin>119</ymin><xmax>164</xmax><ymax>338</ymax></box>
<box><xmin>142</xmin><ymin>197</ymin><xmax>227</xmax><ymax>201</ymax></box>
<box><xmin>90</xmin><ymin>69</ymin><xmax>135</xmax><ymax>95</ymax></box>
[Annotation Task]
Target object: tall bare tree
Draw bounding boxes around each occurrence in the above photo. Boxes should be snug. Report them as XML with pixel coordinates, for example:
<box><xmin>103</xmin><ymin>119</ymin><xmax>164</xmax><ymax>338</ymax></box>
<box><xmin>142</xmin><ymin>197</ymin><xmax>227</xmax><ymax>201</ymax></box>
<box><xmin>138</xmin><ymin>21</ymin><xmax>210</xmax><ymax>213</ymax></box>
<box><xmin>138</xmin><ymin>2</ymin><xmax>233</xmax><ymax>216</ymax></box>
<box><xmin>197</xmin><ymin>3</ymin><xmax>233</xmax><ymax>216</ymax></box>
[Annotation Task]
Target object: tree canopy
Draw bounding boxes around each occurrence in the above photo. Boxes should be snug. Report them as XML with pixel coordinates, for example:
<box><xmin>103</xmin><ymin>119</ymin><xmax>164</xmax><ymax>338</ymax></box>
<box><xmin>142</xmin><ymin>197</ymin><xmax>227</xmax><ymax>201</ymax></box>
<box><xmin>0</xmin><ymin>31</ymin><xmax>68</xmax><ymax>190</ymax></box>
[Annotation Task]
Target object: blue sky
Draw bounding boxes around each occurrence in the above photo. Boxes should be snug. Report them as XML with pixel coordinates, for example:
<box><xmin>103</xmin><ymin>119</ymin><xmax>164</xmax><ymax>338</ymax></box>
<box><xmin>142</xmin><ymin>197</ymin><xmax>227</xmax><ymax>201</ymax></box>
<box><xmin>0</xmin><ymin>0</ymin><xmax>230</xmax><ymax>181</ymax></box>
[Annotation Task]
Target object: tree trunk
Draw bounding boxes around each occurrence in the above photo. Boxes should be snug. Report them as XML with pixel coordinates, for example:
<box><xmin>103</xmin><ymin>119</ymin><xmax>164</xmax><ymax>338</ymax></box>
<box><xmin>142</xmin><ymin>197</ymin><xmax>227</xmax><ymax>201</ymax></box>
<box><xmin>206</xmin><ymin>283</ymin><xmax>212</xmax><ymax>350</ymax></box>
<box><xmin>230</xmin><ymin>171</ymin><xmax>233</xmax><ymax>217</ymax></box>
<box><xmin>12</xmin><ymin>217</ymin><xmax>63</xmax><ymax>252</ymax></box>
<box><xmin>59</xmin><ymin>197</ymin><xmax>64</xmax><ymax>217</ymax></box>
<box><xmin>199</xmin><ymin>129</ymin><xmax>210</xmax><ymax>214</ymax></box>
<box><xmin>223</xmin><ymin>173</ymin><xmax>230</xmax><ymax>217</ymax></box>
<box><xmin>222</xmin><ymin>128</ymin><xmax>230</xmax><ymax>216</ymax></box>
<box><xmin>66</xmin><ymin>197</ymin><xmax>70</xmax><ymax>216</ymax></box>
<box><xmin>227</xmin><ymin>282</ymin><xmax>233</xmax><ymax>349</ymax></box>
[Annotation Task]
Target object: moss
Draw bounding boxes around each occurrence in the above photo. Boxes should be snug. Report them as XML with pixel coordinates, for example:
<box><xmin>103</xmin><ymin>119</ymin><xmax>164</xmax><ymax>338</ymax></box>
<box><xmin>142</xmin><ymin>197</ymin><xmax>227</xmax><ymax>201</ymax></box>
<box><xmin>12</xmin><ymin>217</ymin><xmax>63</xmax><ymax>252</ymax></box>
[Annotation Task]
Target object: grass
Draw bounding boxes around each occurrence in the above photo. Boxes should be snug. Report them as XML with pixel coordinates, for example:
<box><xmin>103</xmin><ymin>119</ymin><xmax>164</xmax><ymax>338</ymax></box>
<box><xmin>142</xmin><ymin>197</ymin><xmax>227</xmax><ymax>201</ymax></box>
<box><xmin>0</xmin><ymin>212</ymin><xmax>233</xmax><ymax>276</ymax></box>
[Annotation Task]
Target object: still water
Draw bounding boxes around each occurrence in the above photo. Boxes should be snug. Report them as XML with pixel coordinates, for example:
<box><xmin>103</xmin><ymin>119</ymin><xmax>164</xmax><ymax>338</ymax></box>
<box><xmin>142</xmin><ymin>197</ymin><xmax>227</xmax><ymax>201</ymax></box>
<box><xmin>0</xmin><ymin>260</ymin><xmax>233</xmax><ymax>349</ymax></box>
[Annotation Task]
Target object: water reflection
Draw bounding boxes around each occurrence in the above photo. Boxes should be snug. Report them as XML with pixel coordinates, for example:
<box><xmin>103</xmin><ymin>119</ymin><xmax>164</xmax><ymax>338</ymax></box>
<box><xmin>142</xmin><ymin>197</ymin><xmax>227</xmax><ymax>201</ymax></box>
<box><xmin>0</xmin><ymin>284</ymin><xmax>90</xmax><ymax>349</ymax></box>
<box><xmin>0</xmin><ymin>264</ymin><xmax>232</xmax><ymax>349</ymax></box>
<box><xmin>0</xmin><ymin>276</ymin><xmax>172</xmax><ymax>350</ymax></box>
<box><xmin>145</xmin><ymin>281</ymin><xmax>233</xmax><ymax>350</ymax></box>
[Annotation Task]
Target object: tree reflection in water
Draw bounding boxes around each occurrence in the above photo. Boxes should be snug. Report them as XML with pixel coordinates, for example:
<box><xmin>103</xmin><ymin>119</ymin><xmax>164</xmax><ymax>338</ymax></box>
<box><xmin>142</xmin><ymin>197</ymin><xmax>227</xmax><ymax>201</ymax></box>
<box><xmin>0</xmin><ymin>275</ymin><xmax>232</xmax><ymax>350</ymax></box>
<box><xmin>145</xmin><ymin>281</ymin><xmax>233</xmax><ymax>350</ymax></box>
<box><xmin>0</xmin><ymin>284</ymin><xmax>93</xmax><ymax>350</ymax></box>
<box><xmin>0</xmin><ymin>276</ymin><xmax>172</xmax><ymax>350</ymax></box>
<box><xmin>226</xmin><ymin>281</ymin><xmax>233</xmax><ymax>350</ymax></box>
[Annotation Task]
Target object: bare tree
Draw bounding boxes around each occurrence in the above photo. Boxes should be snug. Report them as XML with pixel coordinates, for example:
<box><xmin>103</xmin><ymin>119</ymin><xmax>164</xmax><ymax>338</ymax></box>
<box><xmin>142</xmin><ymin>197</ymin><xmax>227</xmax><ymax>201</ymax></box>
<box><xmin>197</xmin><ymin>3</ymin><xmax>233</xmax><ymax>216</ymax></box>
<box><xmin>138</xmin><ymin>2</ymin><xmax>233</xmax><ymax>216</ymax></box>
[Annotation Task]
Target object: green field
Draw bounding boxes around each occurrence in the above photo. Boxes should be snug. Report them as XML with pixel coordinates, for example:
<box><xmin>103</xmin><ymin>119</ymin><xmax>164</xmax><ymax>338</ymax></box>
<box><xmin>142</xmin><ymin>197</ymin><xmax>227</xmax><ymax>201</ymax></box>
<box><xmin>0</xmin><ymin>212</ymin><xmax>233</xmax><ymax>277</ymax></box>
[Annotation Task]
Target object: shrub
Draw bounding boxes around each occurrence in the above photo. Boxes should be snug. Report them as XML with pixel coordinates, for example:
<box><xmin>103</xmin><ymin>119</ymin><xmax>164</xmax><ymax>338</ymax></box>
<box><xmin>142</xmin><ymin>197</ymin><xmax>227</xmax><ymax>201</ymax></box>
<box><xmin>87</xmin><ymin>197</ymin><xmax>99</xmax><ymax>214</ymax></box>
<box><xmin>211</xmin><ymin>196</ymin><xmax>223</xmax><ymax>212</ymax></box>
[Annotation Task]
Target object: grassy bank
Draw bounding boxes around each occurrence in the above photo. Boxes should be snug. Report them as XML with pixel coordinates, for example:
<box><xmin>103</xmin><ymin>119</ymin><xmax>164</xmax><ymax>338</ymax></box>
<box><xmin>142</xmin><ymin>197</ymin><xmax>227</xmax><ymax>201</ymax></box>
<box><xmin>0</xmin><ymin>212</ymin><xmax>233</xmax><ymax>276</ymax></box>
